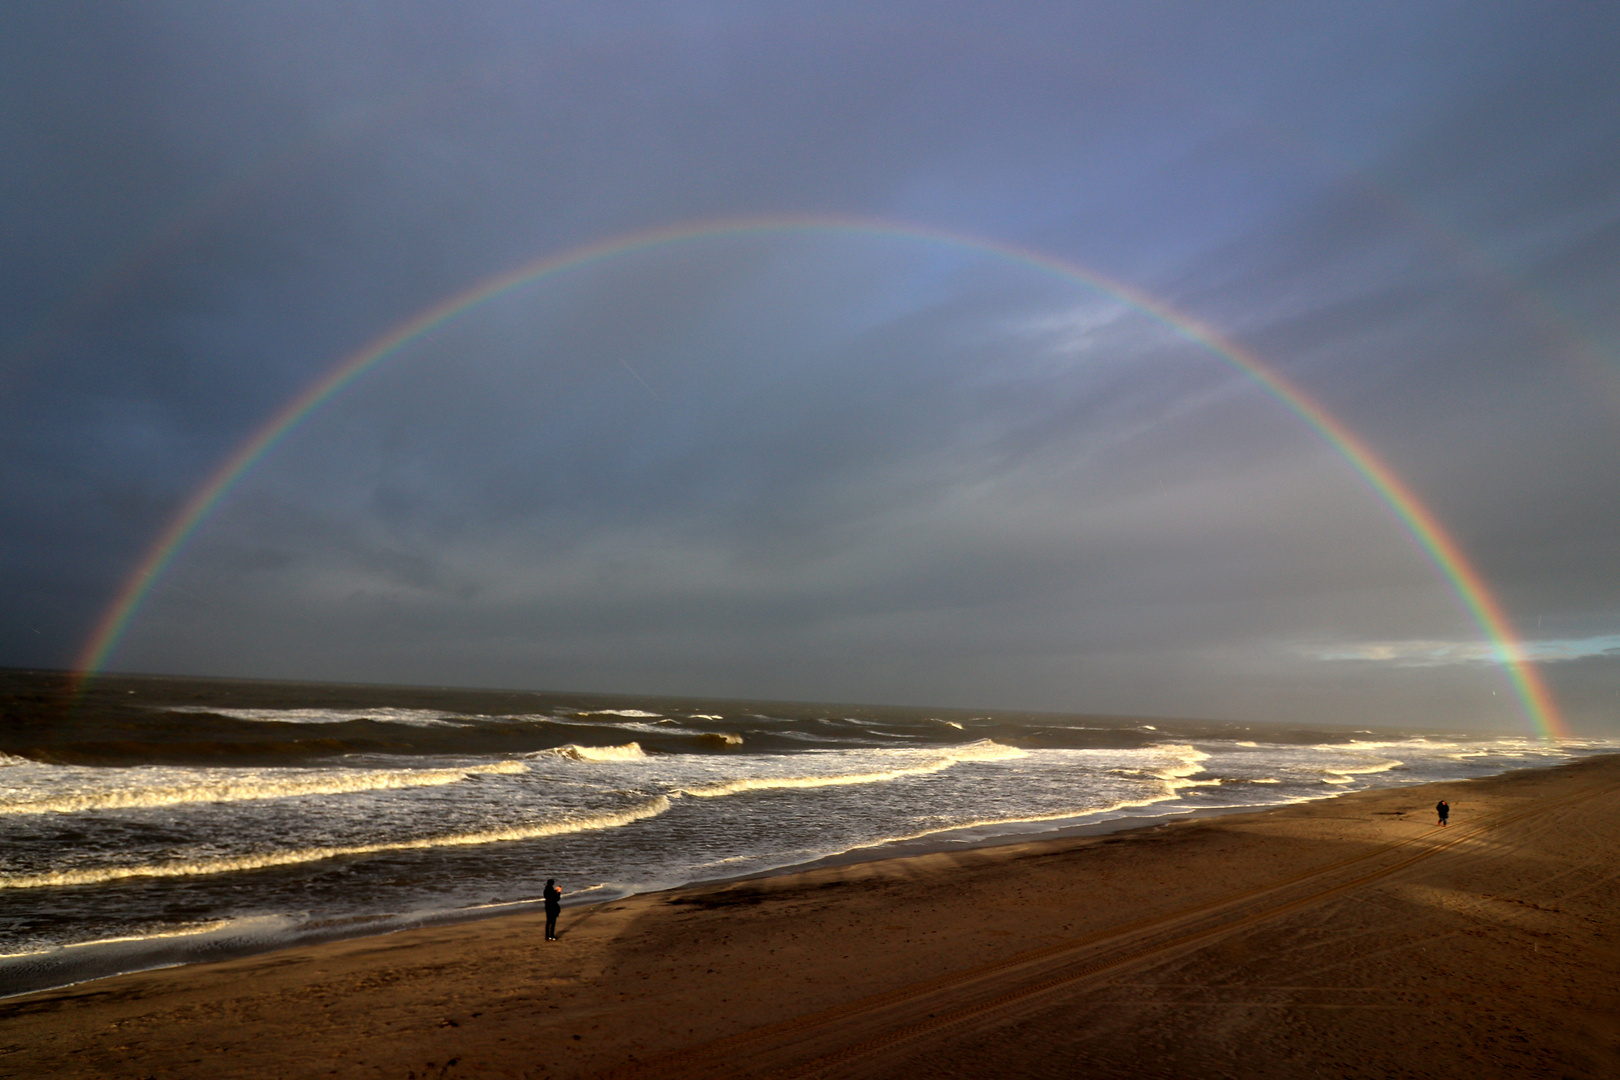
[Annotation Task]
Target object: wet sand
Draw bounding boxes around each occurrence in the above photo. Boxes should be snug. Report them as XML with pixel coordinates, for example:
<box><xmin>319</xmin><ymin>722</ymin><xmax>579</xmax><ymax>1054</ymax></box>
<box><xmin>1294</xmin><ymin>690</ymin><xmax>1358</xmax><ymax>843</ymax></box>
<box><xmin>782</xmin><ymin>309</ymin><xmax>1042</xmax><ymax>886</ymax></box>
<box><xmin>2</xmin><ymin>755</ymin><xmax>1616</xmax><ymax>1079</ymax></box>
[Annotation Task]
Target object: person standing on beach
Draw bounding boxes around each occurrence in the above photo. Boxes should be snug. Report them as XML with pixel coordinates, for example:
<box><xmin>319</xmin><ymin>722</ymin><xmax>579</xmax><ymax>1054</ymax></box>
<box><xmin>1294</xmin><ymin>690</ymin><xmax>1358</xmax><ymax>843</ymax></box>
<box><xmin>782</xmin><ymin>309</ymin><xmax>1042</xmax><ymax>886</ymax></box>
<box><xmin>544</xmin><ymin>878</ymin><xmax>562</xmax><ymax>941</ymax></box>
<box><xmin>1436</xmin><ymin>800</ymin><xmax>1449</xmax><ymax>826</ymax></box>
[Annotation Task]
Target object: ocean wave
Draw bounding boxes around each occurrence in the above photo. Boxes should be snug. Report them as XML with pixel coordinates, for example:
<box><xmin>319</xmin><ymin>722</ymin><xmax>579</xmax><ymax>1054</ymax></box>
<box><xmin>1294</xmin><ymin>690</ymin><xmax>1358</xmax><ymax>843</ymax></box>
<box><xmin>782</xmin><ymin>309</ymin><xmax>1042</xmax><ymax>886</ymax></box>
<box><xmin>0</xmin><ymin>797</ymin><xmax>670</xmax><ymax>891</ymax></box>
<box><xmin>848</xmin><ymin>778</ymin><xmax>1231</xmax><ymax>849</ymax></box>
<box><xmin>535</xmin><ymin>742</ymin><xmax>649</xmax><ymax>762</ymax></box>
<box><xmin>0</xmin><ymin>760</ymin><xmax>529</xmax><ymax>816</ymax></box>
<box><xmin>580</xmin><ymin>709</ymin><xmax>664</xmax><ymax>719</ymax></box>
<box><xmin>678</xmin><ymin>739</ymin><xmax>1025</xmax><ymax>798</ymax></box>
<box><xmin>164</xmin><ymin>706</ymin><xmax>471</xmax><ymax>728</ymax></box>
<box><xmin>0</xmin><ymin>753</ymin><xmax>31</xmax><ymax>767</ymax></box>
<box><xmin>764</xmin><ymin>730</ymin><xmax>855</xmax><ymax>744</ymax></box>
<box><xmin>592</xmin><ymin>720</ymin><xmax>706</xmax><ymax>736</ymax></box>
<box><xmin>688</xmin><ymin>714</ymin><xmax>724</xmax><ymax>721</ymax></box>
<box><xmin>1145</xmin><ymin>744</ymin><xmax>1211</xmax><ymax>781</ymax></box>
<box><xmin>1103</xmin><ymin>745</ymin><xmax>1211</xmax><ymax>787</ymax></box>
<box><xmin>1317</xmin><ymin>757</ymin><xmax>1403</xmax><ymax>784</ymax></box>
<box><xmin>950</xmin><ymin>739</ymin><xmax>1029</xmax><ymax>761</ymax></box>
<box><xmin>572</xmin><ymin>720</ymin><xmax>744</xmax><ymax>747</ymax></box>
<box><xmin>1288</xmin><ymin>746</ymin><xmax>1407</xmax><ymax>785</ymax></box>
<box><xmin>59</xmin><ymin>918</ymin><xmax>241</xmax><ymax>950</ymax></box>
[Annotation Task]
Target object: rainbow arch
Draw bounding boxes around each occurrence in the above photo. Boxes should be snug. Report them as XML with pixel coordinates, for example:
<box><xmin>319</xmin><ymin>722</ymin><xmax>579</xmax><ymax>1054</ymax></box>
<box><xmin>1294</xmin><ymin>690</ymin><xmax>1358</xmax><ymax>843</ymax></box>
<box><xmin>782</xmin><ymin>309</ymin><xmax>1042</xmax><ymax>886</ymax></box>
<box><xmin>73</xmin><ymin>214</ymin><xmax>1569</xmax><ymax>739</ymax></box>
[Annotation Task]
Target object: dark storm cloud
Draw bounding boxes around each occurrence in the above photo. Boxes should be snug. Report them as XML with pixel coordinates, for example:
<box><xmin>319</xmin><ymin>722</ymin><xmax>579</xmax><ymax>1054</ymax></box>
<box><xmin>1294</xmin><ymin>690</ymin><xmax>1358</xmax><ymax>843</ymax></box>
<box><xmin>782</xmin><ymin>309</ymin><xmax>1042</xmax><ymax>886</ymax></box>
<box><xmin>2</xmin><ymin>2</ymin><xmax>1617</xmax><ymax>733</ymax></box>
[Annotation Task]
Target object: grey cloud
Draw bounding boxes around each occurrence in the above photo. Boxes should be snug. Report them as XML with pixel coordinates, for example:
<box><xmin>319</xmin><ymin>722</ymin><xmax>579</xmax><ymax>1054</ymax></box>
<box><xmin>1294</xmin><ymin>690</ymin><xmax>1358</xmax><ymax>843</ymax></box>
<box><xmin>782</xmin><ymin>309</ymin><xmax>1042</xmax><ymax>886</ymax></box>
<box><xmin>3</xmin><ymin>2</ymin><xmax>1617</xmax><ymax>734</ymax></box>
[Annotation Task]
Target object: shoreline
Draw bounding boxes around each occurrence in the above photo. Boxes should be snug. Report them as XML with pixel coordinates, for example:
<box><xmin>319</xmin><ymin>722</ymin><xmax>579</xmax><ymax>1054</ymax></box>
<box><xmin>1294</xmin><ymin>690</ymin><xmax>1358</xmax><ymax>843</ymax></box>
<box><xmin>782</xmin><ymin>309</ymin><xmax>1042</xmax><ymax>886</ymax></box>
<box><xmin>0</xmin><ymin>752</ymin><xmax>1606</xmax><ymax>1003</ymax></box>
<box><xmin>3</xmin><ymin>754</ymin><xmax>1617</xmax><ymax>1078</ymax></box>
<box><xmin>0</xmin><ymin>788</ymin><xmax>1299</xmax><ymax>1002</ymax></box>
<box><xmin>0</xmin><ymin>758</ymin><xmax>1524</xmax><ymax>1003</ymax></box>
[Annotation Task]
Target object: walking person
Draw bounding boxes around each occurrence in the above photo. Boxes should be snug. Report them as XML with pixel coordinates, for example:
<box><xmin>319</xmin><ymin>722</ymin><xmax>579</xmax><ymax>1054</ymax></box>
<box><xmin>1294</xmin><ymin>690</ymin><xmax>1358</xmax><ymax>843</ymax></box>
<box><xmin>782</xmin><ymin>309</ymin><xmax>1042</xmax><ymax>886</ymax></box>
<box><xmin>1436</xmin><ymin>799</ymin><xmax>1449</xmax><ymax>826</ymax></box>
<box><xmin>544</xmin><ymin>878</ymin><xmax>562</xmax><ymax>941</ymax></box>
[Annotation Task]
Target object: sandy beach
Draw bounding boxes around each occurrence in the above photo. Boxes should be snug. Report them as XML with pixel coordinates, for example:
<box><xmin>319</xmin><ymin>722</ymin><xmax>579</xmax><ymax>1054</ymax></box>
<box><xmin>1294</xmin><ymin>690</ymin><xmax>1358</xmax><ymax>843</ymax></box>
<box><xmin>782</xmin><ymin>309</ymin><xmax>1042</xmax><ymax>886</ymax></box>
<box><xmin>2</xmin><ymin>754</ymin><xmax>1616</xmax><ymax>1079</ymax></box>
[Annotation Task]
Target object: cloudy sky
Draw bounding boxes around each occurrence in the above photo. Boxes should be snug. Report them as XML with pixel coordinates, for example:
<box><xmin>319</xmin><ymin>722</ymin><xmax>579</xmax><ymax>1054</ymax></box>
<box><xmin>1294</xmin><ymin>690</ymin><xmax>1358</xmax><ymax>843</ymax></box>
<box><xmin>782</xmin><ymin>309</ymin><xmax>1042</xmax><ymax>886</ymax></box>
<box><xmin>4</xmin><ymin>2</ymin><xmax>1617</xmax><ymax>733</ymax></box>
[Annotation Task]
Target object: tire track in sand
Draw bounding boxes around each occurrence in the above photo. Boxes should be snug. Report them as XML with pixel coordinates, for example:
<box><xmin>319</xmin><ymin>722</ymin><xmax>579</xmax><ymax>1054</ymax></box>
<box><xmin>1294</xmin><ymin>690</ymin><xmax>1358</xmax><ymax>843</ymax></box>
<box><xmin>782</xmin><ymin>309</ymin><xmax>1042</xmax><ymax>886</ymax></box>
<box><xmin>590</xmin><ymin>771</ymin><xmax>1617</xmax><ymax>1080</ymax></box>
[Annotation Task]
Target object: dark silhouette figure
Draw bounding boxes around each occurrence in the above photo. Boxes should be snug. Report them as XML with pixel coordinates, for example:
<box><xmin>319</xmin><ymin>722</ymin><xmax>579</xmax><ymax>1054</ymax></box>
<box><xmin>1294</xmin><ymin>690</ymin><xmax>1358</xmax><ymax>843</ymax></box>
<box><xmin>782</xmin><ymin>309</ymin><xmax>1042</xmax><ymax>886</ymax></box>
<box><xmin>544</xmin><ymin>878</ymin><xmax>562</xmax><ymax>940</ymax></box>
<box><xmin>1436</xmin><ymin>800</ymin><xmax>1450</xmax><ymax>826</ymax></box>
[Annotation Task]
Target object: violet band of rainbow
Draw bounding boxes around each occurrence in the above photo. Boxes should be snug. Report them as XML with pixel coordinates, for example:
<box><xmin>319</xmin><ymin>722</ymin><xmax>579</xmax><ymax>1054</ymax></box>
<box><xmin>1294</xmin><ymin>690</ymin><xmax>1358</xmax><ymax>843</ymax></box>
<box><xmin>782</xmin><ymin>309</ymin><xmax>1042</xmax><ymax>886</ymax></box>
<box><xmin>72</xmin><ymin>214</ymin><xmax>1567</xmax><ymax>740</ymax></box>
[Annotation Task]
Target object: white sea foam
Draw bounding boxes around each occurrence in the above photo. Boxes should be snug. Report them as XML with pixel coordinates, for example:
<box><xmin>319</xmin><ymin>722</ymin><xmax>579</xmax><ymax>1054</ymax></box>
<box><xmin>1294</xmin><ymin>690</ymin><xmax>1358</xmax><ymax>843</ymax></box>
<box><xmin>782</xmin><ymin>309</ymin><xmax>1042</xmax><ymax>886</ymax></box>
<box><xmin>678</xmin><ymin>740</ymin><xmax>1025</xmax><ymax>798</ymax></box>
<box><xmin>861</xmin><ymin>799</ymin><xmax>1161</xmax><ymax>848</ymax></box>
<box><xmin>833</xmin><ymin>759</ymin><xmax>1229</xmax><ymax>851</ymax></box>
<box><xmin>1318</xmin><ymin>757</ymin><xmax>1403</xmax><ymax>784</ymax></box>
<box><xmin>1091</xmin><ymin>745</ymin><xmax>1217</xmax><ymax>802</ymax></box>
<box><xmin>596</xmin><ymin>721</ymin><xmax>742</xmax><ymax>746</ymax></box>
<box><xmin>1147</xmin><ymin>744</ymin><xmax>1210</xmax><ymax>779</ymax></box>
<box><xmin>688</xmin><ymin>714</ymin><xmax>724</xmax><ymax>721</ymax></box>
<box><xmin>537</xmin><ymin>742</ymin><xmax>649</xmax><ymax>762</ymax></box>
<box><xmin>951</xmin><ymin>739</ymin><xmax>1031</xmax><ymax>762</ymax></box>
<box><xmin>0</xmin><ymin>760</ymin><xmax>528</xmax><ymax>816</ymax></box>
<box><xmin>1293</xmin><ymin>744</ymin><xmax>1407</xmax><ymax>784</ymax></box>
<box><xmin>0</xmin><ymin>797</ymin><xmax>670</xmax><ymax>890</ymax></box>
<box><xmin>60</xmin><ymin>919</ymin><xmax>240</xmax><ymax>949</ymax></box>
<box><xmin>582</xmin><ymin>709</ymin><xmax>664</xmax><ymax>719</ymax></box>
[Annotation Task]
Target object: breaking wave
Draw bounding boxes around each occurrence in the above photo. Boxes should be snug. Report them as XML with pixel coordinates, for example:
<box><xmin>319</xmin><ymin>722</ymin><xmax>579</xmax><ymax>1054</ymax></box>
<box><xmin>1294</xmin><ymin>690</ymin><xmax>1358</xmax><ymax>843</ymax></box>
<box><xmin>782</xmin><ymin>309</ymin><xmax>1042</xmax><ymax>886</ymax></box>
<box><xmin>678</xmin><ymin>740</ymin><xmax>1025</xmax><ymax>798</ymax></box>
<box><xmin>1147</xmin><ymin>744</ymin><xmax>1212</xmax><ymax>785</ymax></box>
<box><xmin>0</xmin><ymin>761</ymin><xmax>528</xmax><ymax>816</ymax></box>
<box><xmin>0</xmin><ymin>797</ymin><xmax>671</xmax><ymax>891</ymax></box>
<box><xmin>537</xmin><ymin>742</ymin><xmax>649</xmax><ymax>762</ymax></box>
<box><xmin>1318</xmin><ymin>759</ymin><xmax>1403</xmax><ymax>784</ymax></box>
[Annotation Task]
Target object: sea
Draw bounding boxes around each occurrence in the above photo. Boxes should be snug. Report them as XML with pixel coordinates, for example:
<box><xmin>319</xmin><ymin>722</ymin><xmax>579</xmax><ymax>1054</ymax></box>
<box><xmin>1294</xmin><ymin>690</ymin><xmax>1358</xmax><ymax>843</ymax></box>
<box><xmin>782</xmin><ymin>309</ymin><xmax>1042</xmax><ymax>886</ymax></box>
<box><xmin>1</xmin><ymin>670</ymin><xmax>1614</xmax><ymax>998</ymax></box>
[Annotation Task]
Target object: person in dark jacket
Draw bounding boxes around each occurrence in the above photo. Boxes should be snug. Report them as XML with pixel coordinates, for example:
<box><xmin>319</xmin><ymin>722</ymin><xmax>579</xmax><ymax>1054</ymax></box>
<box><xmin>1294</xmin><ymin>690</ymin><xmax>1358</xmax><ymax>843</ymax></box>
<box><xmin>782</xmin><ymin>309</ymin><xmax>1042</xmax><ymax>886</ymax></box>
<box><xmin>1436</xmin><ymin>800</ymin><xmax>1450</xmax><ymax>826</ymax></box>
<box><xmin>544</xmin><ymin>878</ymin><xmax>562</xmax><ymax>940</ymax></box>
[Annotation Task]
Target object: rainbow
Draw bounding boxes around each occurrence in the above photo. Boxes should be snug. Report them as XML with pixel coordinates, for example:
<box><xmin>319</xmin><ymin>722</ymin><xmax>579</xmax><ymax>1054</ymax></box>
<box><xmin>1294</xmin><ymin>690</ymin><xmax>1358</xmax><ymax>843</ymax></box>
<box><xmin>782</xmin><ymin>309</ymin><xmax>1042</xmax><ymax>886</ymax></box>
<box><xmin>73</xmin><ymin>214</ymin><xmax>1568</xmax><ymax>739</ymax></box>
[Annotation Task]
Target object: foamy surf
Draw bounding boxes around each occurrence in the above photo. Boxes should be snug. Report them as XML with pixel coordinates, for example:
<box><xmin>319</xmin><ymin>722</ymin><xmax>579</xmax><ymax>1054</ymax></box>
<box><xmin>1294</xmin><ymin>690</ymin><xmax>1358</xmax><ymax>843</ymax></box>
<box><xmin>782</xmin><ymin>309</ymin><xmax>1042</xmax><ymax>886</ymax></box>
<box><xmin>678</xmin><ymin>740</ymin><xmax>1025</xmax><ymax>798</ymax></box>
<box><xmin>535</xmin><ymin>742</ymin><xmax>649</xmax><ymax>761</ymax></box>
<box><xmin>1318</xmin><ymin>758</ymin><xmax>1403</xmax><ymax>784</ymax></box>
<box><xmin>5</xmin><ymin>677</ymin><xmax>1613</xmax><ymax>1000</ymax></box>
<box><xmin>0</xmin><ymin>796</ymin><xmax>671</xmax><ymax>891</ymax></box>
<box><xmin>0</xmin><ymin>760</ymin><xmax>528</xmax><ymax>816</ymax></box>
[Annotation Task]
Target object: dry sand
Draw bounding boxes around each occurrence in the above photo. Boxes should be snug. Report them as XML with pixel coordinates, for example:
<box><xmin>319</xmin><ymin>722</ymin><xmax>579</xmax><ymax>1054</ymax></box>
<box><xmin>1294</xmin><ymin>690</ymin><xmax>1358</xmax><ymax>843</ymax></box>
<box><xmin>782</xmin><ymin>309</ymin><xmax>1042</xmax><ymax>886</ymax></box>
<box><xmin>2</xmin><ymin>755</ymin><xmax>1616</xmax><ymax>1080</ymax></box>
